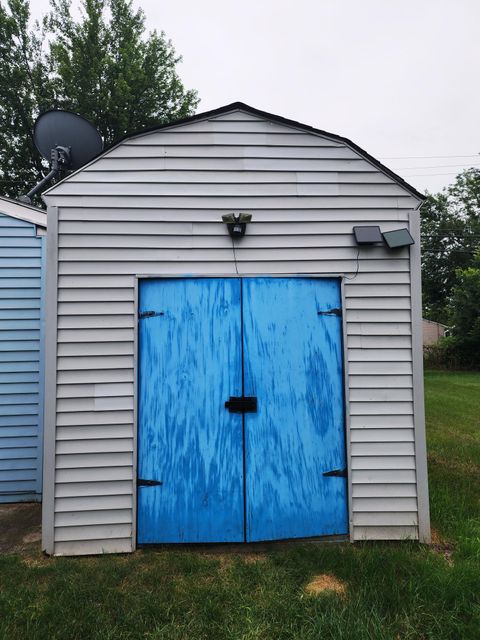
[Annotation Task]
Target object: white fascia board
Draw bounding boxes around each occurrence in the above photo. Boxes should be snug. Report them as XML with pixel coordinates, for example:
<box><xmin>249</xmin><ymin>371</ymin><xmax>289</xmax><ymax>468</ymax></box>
<box><xmin>0</xmin><ymin>195</ymin><xmax>47</xmax><ymax>228</ymax></box>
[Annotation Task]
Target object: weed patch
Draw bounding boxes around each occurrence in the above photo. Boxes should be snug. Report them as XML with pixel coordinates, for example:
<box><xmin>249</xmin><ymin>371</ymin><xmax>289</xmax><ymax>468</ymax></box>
<box><xmin>304</xmin><ymin>573</ymin><xmax>347</xmax><ymax>597</ymax></box>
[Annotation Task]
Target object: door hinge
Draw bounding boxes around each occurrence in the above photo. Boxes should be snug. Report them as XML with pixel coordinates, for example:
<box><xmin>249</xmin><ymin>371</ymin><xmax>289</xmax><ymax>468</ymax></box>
<box><xmin>138</xmin><ymin>310</ymin><xmax>164</xmax><ymax>320</ymax></box>
<box><xmin>137</xmin><ymin>479</ymin><xmax>163</xmax><ymax>487</ymax></box>
<box><xmin>323</xmin><ymin>467</ymin><xmax>347</xmax><ymax>478</ymax></box>
<box><xmin>317</xmin><ymin>308</ymin><xmax>342</xmax><ymax>317</ymax></box>
<box><xmin>225</xmin><ymin>396</ymin><xmax>258</xmax><ymax>413</ymax></box>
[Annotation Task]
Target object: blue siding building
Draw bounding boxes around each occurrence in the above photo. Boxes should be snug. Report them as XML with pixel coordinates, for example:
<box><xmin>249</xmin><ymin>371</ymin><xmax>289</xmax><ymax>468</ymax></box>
<box><xmin>0</xmin><ymin>196</ymin><xmax>47</xmax><ymax>503</ymax></box>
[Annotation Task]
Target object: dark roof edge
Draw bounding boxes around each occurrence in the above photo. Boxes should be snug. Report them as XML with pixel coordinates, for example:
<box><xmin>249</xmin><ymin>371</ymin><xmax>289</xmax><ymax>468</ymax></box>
<box><xmin>45</xmin><ymin>101</ymin><xmax>426</xmax><ymax>202</ymax></box>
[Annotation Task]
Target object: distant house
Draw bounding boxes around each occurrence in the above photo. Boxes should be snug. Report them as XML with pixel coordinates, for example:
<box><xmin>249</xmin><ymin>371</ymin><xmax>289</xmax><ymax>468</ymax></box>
<box><xmin>423</xmin><ymin>319</ymin><xmax>448</xmax><ymax>346</ymax></box>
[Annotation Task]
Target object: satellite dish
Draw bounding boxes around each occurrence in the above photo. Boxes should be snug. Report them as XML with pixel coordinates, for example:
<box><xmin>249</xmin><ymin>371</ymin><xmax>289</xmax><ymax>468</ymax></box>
<box><xmin>19</xmin><ymin>110</ymin><xmax>103</xmax><ymax>204</ymax></box>
<box><xmin>34</xmin><ymin>110</ymin><xmax>103</xmax><ymax>171</ymax></box>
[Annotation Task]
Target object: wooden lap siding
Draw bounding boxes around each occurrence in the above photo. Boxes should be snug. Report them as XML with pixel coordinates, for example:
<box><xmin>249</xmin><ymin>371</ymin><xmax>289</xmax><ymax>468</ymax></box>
<box><xmin>0</xmin><ymin>214</ymin><xmax>44</xmax><ymax>503</ymax></box>
<box><xmin>45</xmin><ymin>110</ymin><xmax>423</xmax><ymax>555</ymax></box>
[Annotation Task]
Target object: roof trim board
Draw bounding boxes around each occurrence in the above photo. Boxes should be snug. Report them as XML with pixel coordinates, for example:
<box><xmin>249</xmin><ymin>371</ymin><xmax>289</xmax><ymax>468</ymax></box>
<box><xmin>0</xmin><ymin>196</ymin><xmax>47</xmax><ymax>228</ymax></box>
<box><xmin>42</xmin><ymin>102</ymin><xmax>425</xmax><ymax>203</ymax></box>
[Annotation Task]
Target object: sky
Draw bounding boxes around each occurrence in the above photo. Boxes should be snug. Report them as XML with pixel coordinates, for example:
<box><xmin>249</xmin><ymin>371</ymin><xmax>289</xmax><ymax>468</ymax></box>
<box><xmin>30</xmin><ymin>0</ymin><xmax>480</xmax><ymax>195</ymax></box>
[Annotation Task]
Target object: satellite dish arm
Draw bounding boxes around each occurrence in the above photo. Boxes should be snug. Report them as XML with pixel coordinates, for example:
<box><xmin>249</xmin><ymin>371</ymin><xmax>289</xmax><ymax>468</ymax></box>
<box><xmin>19</xmin><ymin>167</ymin><xmax>59</xmax><ymax>204</ymax></box>
<box><xmin>19</xmin><ymin>146</ymin><xmax>71</xmax><ymax>204</ymax></box>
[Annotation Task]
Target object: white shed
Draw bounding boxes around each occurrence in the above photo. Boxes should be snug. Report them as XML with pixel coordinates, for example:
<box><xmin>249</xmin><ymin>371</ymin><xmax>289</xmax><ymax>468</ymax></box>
<box><xmin>41</xmin><ymin>103</ymin><xmax>430</xmax><ymax>556</ymax></box>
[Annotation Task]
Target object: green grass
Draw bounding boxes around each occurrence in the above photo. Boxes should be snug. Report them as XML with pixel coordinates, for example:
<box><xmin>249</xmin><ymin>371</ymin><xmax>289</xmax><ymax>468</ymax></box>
<box><xmin>425</xmin><ymin>371</ymin><xmax>480</xmax><ymax>547</ymax></box>
<box><xmin>0</xmin><ymin>372</ymin><xmax>479</xmax><ymax>640</ymax></box>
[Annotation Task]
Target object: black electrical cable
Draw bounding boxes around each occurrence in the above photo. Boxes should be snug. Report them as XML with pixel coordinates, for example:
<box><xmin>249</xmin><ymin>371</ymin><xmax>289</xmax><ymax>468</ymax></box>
<box><xmin>344</xmin><ymin>248</ymin><xmax>360</xmax><ymax>281</ymax></box>
<box><xmin>230</xmin><ymin>234</ymin><xmax>239</xmax><ymax>276</ymax></box>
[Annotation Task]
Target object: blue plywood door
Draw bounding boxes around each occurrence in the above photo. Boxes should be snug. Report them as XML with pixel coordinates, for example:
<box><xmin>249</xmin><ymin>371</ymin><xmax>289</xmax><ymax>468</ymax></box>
<box><xmin>137</xmin><ymin>277</ymin><xmax>347</xmax><ymax>543</ymax></box>
<box><xmin>137</xmin><ymin>278</ymin><xmax>244</xmax><ymax>543</ymax></box>
<box><xmin>242</xmin><ymin>278</ymin><xmax>348</xmax><ymax>541</ymax></box>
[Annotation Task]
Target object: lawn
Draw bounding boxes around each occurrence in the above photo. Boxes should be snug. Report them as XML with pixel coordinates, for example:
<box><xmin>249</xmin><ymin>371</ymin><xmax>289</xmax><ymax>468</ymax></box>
<box><xmin>0</xmin><ymin>371</ymin><xmax>479</xmax><ymax>640</ymax></box>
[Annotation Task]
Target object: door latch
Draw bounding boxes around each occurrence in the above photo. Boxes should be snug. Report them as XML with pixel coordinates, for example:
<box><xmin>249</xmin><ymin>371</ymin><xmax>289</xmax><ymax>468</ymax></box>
<box><xmin>225</xmin><ymin>396</ymin><xmax>258</xmax><ymax>413</ymax></box>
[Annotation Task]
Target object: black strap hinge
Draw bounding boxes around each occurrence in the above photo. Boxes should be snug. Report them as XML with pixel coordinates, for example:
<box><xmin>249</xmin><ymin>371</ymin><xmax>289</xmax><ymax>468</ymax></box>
<box><xmin>137</xmin><ymin>479</ymin><xmax>163</xmax><ymax>487</ymax></box>
<box><xmin>138</xmin><ymin>310</ymin><xmax>164</xmax><ymax>320</ymax></box>
<box><xmin>323</xmin><ymin>467</ymin><xmax>347</xmax><ymax>478</ymax></box>
<box><xmin>317</xmin><ymin>308</ymin><xmax>342</xmax><ymax>317</ymax></box>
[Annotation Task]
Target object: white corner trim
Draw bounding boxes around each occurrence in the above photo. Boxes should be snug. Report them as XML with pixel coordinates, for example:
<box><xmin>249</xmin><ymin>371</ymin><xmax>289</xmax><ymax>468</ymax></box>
<box><xmin>409</xmin><ymin>209</ymin><xmax>431</xmax><ymax>543</ymax></box>
<box><xmin>41</xmin><ymin>205</ymin><xmax>59</xmax><ymax>554</ymax></box>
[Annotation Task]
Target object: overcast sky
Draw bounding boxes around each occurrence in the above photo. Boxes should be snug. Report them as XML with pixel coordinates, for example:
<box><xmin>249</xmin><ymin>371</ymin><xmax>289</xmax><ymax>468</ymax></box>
<box><xmin>31</xmin><ymin>0</ymin><xmax>480</xmax><ymax>194</ymax></box>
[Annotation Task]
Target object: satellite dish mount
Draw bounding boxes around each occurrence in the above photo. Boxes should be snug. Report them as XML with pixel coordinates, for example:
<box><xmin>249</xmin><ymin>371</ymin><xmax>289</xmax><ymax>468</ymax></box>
<box><xmin>50</xmin><ymin>145</ymin><xmax>71</xmax><ymax>169</ymax></box>
<box><xmin>19</xmin><ymin>110</ymin><xmax>102</xmax><ymax>204</ymax></box>
<box><xmin>19</xmin><ymin>145</ymin><xmax>71</xmax><ymax>204</ymax></box>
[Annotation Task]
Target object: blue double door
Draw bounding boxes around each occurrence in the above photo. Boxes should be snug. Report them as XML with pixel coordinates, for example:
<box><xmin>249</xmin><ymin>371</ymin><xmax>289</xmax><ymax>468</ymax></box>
<box><xmin>137</xmin><ymin>277</ymin><xmax>348</xmax><ymax>543</ymax></box>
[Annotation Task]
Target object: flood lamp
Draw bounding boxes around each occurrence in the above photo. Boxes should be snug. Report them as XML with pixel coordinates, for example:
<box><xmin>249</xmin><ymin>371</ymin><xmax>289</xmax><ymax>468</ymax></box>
<box><xmin>352</xmin><ymin>225</ymin><xmax>383</xmax><ymax>245</ymax></box>
<box><xmin>382</xmin><ymin>228</ymin><xmax>414</xmax><ymax>249</ymax></box>
<box><xmin>222</xmin><ymin>213</ymin><xmax>252</xmax><ymax>238</ymax></box>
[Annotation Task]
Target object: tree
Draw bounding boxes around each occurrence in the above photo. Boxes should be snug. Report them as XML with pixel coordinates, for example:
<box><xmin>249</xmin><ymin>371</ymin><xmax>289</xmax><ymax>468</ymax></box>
<box><xmin>448</xmin><ymin>253</ymin><xmax>480</xmax><ymax>367</ymax></box>
<box><xmin>0</xmin><ymin>0</ymin><xmax>199</xmax><ymax>200</ymax></box>
<box><xmin>421</xmin><ymin>168</ymin><xmax>480</xmax><ymax>322</ymax></box>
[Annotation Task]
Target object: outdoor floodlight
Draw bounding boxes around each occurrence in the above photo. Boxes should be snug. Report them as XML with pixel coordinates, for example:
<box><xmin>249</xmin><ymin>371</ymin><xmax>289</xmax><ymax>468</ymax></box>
<box><xmin>222</xmin><ymin>213</ymin><xmax>252</xmax><ymax>238</ymax></box>
<box><xmin>382</xmin><ymin>228</ymin><xmax>415</xmax><ymax>249</ymax></box>
<box><xmin>352</xmin><ymin>225</ymin><xmax>383</xmax><ymax>245</ymax></box>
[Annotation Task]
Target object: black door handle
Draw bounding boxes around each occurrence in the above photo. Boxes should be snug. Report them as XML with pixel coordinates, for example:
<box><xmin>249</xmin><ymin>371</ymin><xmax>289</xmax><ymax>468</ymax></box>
<box><xmin>225</xmin><ymin>396</ymin><xmax>257</xmax><ymax>413</ymax></box>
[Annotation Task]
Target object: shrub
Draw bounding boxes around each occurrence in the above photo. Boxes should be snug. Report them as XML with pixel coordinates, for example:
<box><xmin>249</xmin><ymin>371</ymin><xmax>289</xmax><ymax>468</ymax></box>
<box><xmin>424</xmin><ymin>335</ymin><xmax>480</xmax><ymax>370</ymax></box>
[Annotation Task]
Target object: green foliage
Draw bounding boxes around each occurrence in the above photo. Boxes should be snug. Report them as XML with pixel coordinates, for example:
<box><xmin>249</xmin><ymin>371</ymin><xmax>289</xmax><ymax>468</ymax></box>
<box><xmin>0</xmin><ymin>0</ymin><xmax>199</xmax><ymax>200</ymax></box>
<box><xmin>0</xmin><ymin>0</ymin><xmax>54</xmax><ymax>198</ymax></box>
<box><xmin>421</xmin><ymin>168</ymin><xmax>480</xmax><ymax>323</ymax></box>
<box><xmin>450</xmin><ymin>255</ymin><xmax>480</xmax><ymax>340</ymax></box>
<box><xmin>423</xmin><ymin>336</ymin><xmax>462</xmax><ymax>370</ymax></box>
<box><xmin>448</xmin><ymin>254</ymin><xmax>480</xmax><ymax>366</ymax></box>
<box><xmin>424</xmin><ymin>253</ymin><xmax>480</xmax><ymax>369</ymax></box>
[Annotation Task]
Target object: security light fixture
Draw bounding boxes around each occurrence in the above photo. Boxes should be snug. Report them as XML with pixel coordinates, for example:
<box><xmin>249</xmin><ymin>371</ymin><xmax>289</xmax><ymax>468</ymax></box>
<box><xmin>352</xmin><ymin>225</ymin><xmax>383</xmax><ymax>245</ymax></box>
<box><xmin>222</xmin><ymin>213</ymin><xmax>252</xmax><ymax>238</ymax></box>
<box><xmin>382</xmin><ymin>228</ymin><xmax>415</xmax><ymax>249</ymax></box>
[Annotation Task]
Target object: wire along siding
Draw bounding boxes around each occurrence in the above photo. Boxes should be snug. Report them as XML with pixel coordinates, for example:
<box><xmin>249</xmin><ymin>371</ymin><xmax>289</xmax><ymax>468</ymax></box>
<box><xmin>0</xmin><ymin>214</ymin><xmax>45</xmax><ymax>503</ymax></box>
<box><xmin>44</xmin><ymin>109</ymin><xmax>423</xmax><ymax>554</ymax></box>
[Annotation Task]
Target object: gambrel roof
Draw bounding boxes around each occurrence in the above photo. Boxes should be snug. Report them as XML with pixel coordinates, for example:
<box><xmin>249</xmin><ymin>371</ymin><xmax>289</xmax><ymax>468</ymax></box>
<box><xmin>44</xmin><ymin>101</ymin><xmax>425</xmax><ymax>202</ymax></box>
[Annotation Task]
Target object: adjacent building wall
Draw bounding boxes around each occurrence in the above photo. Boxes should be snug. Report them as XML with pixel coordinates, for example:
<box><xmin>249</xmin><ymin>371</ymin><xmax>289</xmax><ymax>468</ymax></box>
<box><xmin>42</xmin><ymin>108</ymin><xmax>429</xmax><ymax>555</ymax></box>
<box><xmin>0</xmin><ymin>214</ymin><xmax>45</xmax><ymax>503</ymax></box>
<box><xmin>423</xmin><ymin>319</ymin><xmax>447</xmax><ymax>345</ymax></box>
